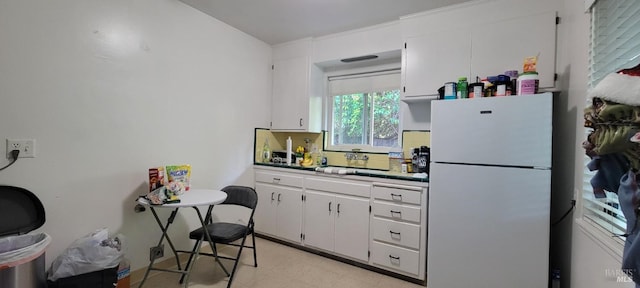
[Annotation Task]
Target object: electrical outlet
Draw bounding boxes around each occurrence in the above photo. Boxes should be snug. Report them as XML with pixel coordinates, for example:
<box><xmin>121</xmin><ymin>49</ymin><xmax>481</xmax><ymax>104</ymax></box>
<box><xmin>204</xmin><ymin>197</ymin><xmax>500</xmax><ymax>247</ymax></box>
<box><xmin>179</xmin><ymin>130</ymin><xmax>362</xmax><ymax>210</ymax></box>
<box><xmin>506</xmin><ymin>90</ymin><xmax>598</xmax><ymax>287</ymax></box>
<box><xmin>149</xmin><ymin>244</ymin><xmax>164</xmax><ymax>261</ymax></box>
<box><xmin>6</xmin><ymin>139</ymin><xmax>36</xmax><ymax>158</ymax></box>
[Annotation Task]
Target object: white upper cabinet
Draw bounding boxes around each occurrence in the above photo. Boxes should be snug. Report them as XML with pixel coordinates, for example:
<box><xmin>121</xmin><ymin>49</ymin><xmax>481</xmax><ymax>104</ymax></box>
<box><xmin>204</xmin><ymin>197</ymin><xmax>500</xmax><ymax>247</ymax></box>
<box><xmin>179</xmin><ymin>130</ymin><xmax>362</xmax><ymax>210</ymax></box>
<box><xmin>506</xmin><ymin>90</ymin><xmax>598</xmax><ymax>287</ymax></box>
<box><xmin>470</xmin><ymin>11</ymin><xmax>557</xmax><ymax>88</ymax></box>
<box><xmin>271</xmin><ymin>39</ymin><xmax>322</xmax><ymax>132</ymax></box>
<box><xmin>400</xmin><ymin>1</ymin><xmax>558</xmax><ymax>103</ymax></box>
<box><xmin>402</xmin><ymin>29</ymin><xmax>471</xmax><ymax>101</ymax></box>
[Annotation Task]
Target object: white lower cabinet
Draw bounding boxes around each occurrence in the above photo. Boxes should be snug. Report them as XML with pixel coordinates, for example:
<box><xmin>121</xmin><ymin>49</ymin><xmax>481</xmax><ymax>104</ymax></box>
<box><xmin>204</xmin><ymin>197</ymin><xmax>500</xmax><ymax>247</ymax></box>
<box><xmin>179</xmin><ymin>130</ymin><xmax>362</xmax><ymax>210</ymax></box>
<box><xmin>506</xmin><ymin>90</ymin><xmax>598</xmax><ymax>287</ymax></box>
<box><xmin>254</xmin><ymin>167</ymin><xmax>428</xmax><ymax>282</ymax></box>
<box><xmin>254</xmin><ymin>171</ymin><xmax>304</xmax><ymax>244</ymax></box>
<box><xmin>370</xmin><ymin>183</ymin><xmax>427</xmax><ymax>280</ymax></box>
<box><xmin>303</xmin><ymin>177</ymin><xmax>370</xmax><ymax>262</ymax></box>
<box><xmin>370</xmin><ymin>241</ymin><xmax>421</xmax><ymax>276</ymax></box>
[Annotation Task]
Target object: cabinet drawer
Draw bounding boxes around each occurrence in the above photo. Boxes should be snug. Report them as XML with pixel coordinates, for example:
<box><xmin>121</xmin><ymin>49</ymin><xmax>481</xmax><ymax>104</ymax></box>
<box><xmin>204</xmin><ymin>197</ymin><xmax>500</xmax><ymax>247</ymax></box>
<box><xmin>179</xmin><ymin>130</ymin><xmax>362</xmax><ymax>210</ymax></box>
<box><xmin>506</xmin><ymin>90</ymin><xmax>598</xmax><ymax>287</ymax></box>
<box><xmin>372</xmin><ymin>201</ymin><xmax>421</xmax><ymax>223</ymax></box>
<box><xmin>372</xmin><ymin>185</ymin><xmax>421</xmax><ymax>205</ymax></box>
<box><xmin>370</xmin><ymin>241</ymin><xmax>420</xmax><ymax>276</ymax></box>
<box><xmin>305</xmin><ymin>177</ymin><xmax>370</xmax><ymax>197</ymax></box>
<box><xmin>255</xmin><ymin>171</ymin><xmax>303</xmax><ymax>188</ymax></box>
<box><xmin>371</xmin><ymin>218</ymin><xmax>420</xmax><ymax>250</ymax></box>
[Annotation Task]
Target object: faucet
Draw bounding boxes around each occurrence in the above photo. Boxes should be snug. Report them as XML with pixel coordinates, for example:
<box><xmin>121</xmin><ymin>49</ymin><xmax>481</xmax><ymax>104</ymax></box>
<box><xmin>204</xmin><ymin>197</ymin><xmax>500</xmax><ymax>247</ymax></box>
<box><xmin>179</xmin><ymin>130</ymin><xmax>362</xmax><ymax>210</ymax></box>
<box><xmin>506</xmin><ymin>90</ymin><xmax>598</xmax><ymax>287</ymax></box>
<box><xmin>345</xmin><ymin>149</ymin><xmax>369</xmax><ymax>161</ymax></box>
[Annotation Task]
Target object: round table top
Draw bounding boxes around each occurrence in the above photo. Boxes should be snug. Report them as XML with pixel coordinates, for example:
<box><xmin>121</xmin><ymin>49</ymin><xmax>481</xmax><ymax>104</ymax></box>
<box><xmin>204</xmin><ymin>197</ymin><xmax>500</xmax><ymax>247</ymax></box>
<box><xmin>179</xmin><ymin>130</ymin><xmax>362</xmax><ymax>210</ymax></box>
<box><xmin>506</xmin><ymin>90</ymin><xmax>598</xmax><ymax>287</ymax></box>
<box><xmin>137</xmin><ymin>189</ymin><xmax>227</xmax><ymax>207</ymax></box>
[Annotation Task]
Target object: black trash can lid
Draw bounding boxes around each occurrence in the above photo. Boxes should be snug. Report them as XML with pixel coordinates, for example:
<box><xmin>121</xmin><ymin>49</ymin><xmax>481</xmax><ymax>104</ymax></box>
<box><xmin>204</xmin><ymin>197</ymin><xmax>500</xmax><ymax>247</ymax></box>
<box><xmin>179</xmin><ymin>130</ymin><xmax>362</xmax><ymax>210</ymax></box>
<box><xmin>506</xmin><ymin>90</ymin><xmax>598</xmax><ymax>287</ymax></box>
<box><xmin>0</xmin><ymin>185</ymin><xmax>45</xmax><ymax>237</ymax></box>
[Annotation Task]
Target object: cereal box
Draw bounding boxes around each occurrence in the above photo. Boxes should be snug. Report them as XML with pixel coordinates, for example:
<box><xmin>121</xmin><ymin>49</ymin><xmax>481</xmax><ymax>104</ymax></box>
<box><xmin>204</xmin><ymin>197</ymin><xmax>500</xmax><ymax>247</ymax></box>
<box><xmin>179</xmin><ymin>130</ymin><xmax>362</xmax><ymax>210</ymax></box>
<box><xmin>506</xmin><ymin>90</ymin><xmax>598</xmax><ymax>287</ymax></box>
<box><xmin>148</xmin><ymin>167</ymin><xmax>165</xmax><ymax>192</ymax></box>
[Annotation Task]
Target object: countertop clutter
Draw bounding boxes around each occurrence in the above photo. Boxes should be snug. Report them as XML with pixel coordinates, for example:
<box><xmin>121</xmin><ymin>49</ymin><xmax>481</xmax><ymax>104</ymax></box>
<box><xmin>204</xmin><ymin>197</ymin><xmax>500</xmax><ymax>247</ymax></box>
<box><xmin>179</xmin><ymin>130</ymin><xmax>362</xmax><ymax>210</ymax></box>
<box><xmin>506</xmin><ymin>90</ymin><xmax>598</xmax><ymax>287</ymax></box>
<box><xmin>253</xmin><ymin>162</ymin><xmax>429</xmax><ymax>182</ymax></box>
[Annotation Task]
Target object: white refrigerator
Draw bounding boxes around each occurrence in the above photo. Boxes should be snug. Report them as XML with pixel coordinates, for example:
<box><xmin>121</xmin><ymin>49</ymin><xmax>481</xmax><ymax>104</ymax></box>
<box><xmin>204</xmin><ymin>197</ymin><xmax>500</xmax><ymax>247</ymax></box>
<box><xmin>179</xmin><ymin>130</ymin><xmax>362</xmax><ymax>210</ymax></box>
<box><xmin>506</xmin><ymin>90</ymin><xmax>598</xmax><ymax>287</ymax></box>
<box><xmin>427</xmin><ymin>93</ymin><xmax>552</xmax><ymax>288</ymax></box>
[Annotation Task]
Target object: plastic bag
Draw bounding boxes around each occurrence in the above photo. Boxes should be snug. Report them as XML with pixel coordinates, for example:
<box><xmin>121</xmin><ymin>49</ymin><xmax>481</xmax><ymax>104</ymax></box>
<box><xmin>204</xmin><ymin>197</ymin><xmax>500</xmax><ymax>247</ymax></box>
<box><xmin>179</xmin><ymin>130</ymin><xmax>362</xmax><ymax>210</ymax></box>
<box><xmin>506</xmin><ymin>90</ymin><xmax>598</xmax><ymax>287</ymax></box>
<box><xmin>47</xmin><ymin>228</ymin><xmax>125</xmax><ymax>281</ymax></box>
<box><xmin>0</xmin><ymin>233</ymin><xmax>51</xmax><ymax>270</ymax></box>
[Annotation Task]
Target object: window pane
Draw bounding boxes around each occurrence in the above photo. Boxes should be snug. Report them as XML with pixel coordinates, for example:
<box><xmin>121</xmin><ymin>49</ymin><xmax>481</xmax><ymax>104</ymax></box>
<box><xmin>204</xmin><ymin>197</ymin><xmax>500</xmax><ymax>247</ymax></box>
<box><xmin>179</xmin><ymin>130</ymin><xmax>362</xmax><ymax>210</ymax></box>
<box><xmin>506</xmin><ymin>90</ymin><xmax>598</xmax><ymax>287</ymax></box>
<box><xmin>327</xmin><ymin>70</ymin><xmax>401</xmax><ymax>150</ymax></box>
<box><xmin>372</xmin><ymin>90</ymin><xmax>400</xmax><ymax>148</ymax></box>
<box><xmin>332</xmin><ymin>94</ymin><xmax>370</xmax><ymax>145</ymax></box>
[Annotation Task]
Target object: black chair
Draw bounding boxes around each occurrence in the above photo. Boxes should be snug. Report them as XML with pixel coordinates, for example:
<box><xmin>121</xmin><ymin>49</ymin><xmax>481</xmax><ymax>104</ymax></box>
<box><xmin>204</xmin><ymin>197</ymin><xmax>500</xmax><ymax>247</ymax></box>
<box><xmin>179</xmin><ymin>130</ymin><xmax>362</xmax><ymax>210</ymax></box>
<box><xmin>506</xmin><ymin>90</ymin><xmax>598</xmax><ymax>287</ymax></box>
<box><xmin>179</xmin><ymin>185</ymin><xmax>258</xmax><ymax>288</ymax></box>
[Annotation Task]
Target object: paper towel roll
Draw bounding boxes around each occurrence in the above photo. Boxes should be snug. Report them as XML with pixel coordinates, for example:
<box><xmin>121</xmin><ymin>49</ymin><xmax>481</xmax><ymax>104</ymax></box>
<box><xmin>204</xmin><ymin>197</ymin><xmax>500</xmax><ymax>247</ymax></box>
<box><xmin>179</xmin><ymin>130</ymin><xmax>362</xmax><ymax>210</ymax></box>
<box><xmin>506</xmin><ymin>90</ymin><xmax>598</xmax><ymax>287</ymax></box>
<box><xmin>286</xmin><ymin>137</ymin><xmax>292</xmax><ymax>165</ymax></box>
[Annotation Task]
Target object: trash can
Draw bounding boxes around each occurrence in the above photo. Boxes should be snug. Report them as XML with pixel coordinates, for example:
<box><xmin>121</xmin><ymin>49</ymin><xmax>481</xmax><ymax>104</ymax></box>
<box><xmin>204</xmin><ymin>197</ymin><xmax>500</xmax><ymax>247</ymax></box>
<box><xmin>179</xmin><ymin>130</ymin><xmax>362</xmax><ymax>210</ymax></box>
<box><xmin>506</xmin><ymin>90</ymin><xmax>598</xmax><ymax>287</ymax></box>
<box><xmin>0</xmin><ymin>185</ymin><xmax>49</xmax><ymax>288</ymax></box>
<box><xmin>46</xmin><ymin>228</ymin><xmax>123</xmax><ymax>288</ymax></box>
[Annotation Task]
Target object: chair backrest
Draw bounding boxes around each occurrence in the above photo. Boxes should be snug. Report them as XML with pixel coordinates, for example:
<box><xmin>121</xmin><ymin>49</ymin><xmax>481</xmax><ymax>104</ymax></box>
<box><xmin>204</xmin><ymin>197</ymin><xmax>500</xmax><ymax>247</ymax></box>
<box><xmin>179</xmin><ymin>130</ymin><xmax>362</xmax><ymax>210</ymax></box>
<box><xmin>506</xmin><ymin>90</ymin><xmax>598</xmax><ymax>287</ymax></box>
<box><xmin>220</xmin><ymin>185</ymin><xmax>258</xmax><ymax>210</ymax></box>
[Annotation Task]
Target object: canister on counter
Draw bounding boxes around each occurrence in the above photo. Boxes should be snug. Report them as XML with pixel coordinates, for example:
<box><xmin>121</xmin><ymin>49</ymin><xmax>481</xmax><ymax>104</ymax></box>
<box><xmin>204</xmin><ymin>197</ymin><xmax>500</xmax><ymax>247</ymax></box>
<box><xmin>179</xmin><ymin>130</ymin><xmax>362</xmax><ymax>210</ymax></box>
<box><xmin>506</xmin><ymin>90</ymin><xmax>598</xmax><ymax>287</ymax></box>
<box><xmin>418</xmin><ymin>146</ymin><xmax>430</xmax><ymax>173</ymax></box>
<box><xmin>411</xmin><ymin>148</ymin><xmax>420</xmax><ymax>172</ymax></box>
<box><xmin>444</xmin><ymin>82</ymin><xmax>457</xmax><ymax>100</ymax></box>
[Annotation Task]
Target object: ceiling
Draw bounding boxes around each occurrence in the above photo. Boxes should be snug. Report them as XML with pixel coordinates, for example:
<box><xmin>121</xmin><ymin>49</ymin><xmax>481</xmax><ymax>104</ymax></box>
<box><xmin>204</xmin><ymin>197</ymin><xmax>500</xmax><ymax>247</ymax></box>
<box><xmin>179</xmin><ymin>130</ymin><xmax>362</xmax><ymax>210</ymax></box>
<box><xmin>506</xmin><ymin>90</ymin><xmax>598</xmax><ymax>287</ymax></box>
<box><xmin>180</xmin><ymin>0</ymin><xmax>473</xmax><ymax>45</ymax></box>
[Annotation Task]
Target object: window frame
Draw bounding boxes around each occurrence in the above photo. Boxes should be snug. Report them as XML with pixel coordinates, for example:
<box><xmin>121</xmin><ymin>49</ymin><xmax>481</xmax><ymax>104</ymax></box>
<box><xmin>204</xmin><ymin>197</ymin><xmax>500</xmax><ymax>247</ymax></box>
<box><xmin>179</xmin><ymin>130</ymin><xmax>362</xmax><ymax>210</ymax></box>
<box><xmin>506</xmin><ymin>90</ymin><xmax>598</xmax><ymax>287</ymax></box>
<box><xmin>324</xmin><ymin>64</ymin><xmax>402</xmax><ymax>153</ymax></box>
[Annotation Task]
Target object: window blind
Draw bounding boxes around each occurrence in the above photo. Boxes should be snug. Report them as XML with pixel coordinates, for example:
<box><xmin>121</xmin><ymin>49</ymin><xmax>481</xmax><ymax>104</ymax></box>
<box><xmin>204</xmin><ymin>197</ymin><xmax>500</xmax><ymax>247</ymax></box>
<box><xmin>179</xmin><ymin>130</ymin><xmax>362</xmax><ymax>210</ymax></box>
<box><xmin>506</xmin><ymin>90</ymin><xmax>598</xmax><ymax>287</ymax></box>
<box><xmin>584</xmin><ymin>0</ymin><xmax>640</xmax><ymax>237</ymax></box>
<box><xmin>328</xmin><ymin>69</ymin><xmax>400</xmax><ymax>96</ymax></box>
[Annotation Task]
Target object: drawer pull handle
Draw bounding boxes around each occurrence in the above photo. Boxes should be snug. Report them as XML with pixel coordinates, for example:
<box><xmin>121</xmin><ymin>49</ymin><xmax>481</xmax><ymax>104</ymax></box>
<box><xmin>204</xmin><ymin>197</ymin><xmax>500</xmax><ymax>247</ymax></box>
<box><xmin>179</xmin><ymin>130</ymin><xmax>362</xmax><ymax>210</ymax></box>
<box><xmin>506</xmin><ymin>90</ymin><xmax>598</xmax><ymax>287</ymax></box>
<box><xmin>271</xmin><ymin>192</ymin><xmax>275</xmax><ymax>201</ymax></box>
<box><xmin>278</xmin><ymin>193</ymin><xmax>281</xmax><ymax>202</ymax></box>
<box><xmin>389</xmin><ymin>230</ymin><xmax>401</xmax><ymax>236</ymax></box>
<box><xmin>390</xmin><ymin>193</ymin><xmax>402</xmax><ymax>200</ymax></box>
<box><xmin>273</xmin><ymin>178</ymin><xmax>281</xmax><ymax>182</ymax></box>
<box><xmin>390</xmin><ymin>210</ymin><xmax>402</xmax><ymax>216</ymax></box>
<box><xmin>329</xmin><ymin>201</ymin><xmax>332</xmax><ymax>212</ymax></box>
<box><xmin>337</xmin><ymin>203</ymin><xmax>340</xmax><ymax>214</ymax></box>
<box><xmin>389</xmin><ymin>255</ymin><xmax>400</xmax><ymax>260</ymax></box>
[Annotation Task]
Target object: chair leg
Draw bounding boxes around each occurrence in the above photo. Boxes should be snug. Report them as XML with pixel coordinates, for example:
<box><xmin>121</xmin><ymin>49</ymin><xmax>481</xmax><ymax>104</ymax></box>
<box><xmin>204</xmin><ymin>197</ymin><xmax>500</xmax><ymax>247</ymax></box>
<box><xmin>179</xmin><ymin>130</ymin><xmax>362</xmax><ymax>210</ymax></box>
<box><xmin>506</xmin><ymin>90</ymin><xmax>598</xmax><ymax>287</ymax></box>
<box><xmin>180</xmin><ymin>239</ymin><xmax>201</xmax><ymax>284</ymax></box>
<box><xmin>211</xmin><ymin>242</ymin><xmax>231</xmax><ymax>276</ymax></box>
<box><xmin>226</xmin><ymin>235</ymin><xmax>249</xmax><ymax>288</ymax></box>
<box><xmin>251</xmin><ymin>232</ymin><xmax>257</xmax><ymax>267</ymax></box>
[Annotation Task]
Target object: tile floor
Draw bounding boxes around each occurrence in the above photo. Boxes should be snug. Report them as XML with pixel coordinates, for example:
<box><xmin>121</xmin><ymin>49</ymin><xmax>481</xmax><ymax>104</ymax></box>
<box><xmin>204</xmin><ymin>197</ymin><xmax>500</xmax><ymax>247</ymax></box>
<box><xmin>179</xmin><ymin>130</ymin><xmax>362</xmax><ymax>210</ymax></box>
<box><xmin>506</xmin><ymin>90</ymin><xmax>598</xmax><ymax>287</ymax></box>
<box><xmin>134</xmin><ymin>237</ymin><xmax>425</xmax><ymax>288</ymax></box>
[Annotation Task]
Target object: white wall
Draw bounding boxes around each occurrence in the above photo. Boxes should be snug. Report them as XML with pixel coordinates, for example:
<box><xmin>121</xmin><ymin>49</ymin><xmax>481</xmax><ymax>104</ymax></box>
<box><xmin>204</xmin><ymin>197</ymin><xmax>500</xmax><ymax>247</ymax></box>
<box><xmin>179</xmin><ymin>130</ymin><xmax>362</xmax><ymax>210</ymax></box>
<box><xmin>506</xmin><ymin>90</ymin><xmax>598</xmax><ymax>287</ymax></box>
<box><xmin>0</xmin><ymin>0</ymin><xmax>272</xmax><ymax>272</ymax></box>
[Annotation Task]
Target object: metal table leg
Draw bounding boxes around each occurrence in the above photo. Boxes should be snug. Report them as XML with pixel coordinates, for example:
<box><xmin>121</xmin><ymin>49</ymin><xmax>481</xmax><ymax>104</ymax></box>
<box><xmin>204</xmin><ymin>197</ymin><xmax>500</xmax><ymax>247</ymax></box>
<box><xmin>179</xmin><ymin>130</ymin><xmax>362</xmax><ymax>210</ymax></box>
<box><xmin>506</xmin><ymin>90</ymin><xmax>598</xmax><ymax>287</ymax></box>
<box><xmin>138</xmin><ymin>207</ymin><xmax>184</xmax><ymax>288</ymax></box>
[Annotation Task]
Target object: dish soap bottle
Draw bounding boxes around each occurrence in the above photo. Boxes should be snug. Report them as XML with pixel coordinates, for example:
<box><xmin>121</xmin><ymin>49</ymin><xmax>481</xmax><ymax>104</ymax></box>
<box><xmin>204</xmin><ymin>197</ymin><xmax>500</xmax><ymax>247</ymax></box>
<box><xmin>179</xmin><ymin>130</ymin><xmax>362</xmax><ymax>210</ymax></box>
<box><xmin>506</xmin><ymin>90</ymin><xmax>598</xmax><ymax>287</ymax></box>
<box><xmin>262</xmin><ymin>138</ymin><xmax>271</xmax><ymax>163</ymax></box>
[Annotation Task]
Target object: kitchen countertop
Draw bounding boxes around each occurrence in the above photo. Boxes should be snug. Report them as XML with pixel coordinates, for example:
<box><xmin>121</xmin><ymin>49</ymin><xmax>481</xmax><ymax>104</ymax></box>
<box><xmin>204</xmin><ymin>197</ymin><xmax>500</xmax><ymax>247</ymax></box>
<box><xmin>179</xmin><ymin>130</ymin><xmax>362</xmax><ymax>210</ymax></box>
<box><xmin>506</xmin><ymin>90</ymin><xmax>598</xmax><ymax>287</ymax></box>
<box><xmin>254</xmin><ymin>162</ymin><xmax>429</xmax><ymax>182</ymax></box>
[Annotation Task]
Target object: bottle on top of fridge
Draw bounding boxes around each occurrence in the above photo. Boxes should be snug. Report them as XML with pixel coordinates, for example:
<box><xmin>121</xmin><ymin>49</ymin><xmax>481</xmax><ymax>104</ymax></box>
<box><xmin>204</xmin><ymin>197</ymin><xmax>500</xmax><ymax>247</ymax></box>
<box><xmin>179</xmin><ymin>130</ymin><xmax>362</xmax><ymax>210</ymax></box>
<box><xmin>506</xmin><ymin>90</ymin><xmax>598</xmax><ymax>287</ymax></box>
<box><xmin>457</xmin><ymin>77</ymin><xmax>468</xmax><ymax>99</ymax></box>
<box><xmin>517</xmin><ymin>71</ymin><xmax>539</xmax><ymax>95</ymax></box>
<box><xmin>469</xmin><ymin>77</ymin><xmax>484</xmax><ymax>98</ymax></box>
<box><xmin>444</xmin><ymin>82</ymin><xmax>457</xmax><ymax>100</ymax></box>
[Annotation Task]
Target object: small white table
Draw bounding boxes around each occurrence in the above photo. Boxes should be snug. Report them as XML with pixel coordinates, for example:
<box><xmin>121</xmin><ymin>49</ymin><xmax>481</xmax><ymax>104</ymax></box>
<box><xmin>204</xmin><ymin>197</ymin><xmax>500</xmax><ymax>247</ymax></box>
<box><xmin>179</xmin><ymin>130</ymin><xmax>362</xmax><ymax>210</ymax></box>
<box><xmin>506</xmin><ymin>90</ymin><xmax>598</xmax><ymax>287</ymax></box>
<box><xmin>137</xmin><ymin>189</ymin><xmax>227</xmax><ymax>288</ymax></box>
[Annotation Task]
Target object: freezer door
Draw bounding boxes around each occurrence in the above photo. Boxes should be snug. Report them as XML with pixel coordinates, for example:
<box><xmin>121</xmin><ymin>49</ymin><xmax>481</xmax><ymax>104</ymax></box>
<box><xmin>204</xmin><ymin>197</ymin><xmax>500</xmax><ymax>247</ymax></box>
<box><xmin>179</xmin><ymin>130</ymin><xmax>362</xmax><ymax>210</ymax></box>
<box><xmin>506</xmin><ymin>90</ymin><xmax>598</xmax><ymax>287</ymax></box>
<box><xmin>427</xmin><ymin>163</ymin><xmax>550</xmax><ymax>288</ymax></box>
<box><xmin>430</xmin><ymin>93</ymin><xmax>552</xmax><ymax>167</ymax></box>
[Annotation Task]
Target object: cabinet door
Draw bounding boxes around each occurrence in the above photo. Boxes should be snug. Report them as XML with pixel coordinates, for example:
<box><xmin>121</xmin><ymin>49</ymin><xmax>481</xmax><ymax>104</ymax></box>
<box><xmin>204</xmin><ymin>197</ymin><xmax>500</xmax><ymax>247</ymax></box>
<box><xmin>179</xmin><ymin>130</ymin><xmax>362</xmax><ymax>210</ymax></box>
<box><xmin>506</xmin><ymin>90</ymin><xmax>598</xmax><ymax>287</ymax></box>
<box><xmin>334</xmin><ymin>195</ymin><xmax>370</xmax><ymax>262</ymax></box>
<box><xmin>271</xmin><ymin>56</ymin><xmax>309</xmax><ymax>131</ymax></box>
<box><xmin>303</xmin><ymin>191</ymin><xmax>335</xmax><ymax>252</ymax></box>
<box><xmin>470</xmin><ymin>11</ymin><xmax>556</xmax><ymax>88</ymax></box>
<box><xmin>254</xmin><ymin>183</ymin><xmax>278</xmax><ymax>236</ymax></box>
<box><xmin>275</xmin><ymin>185</ymin><xmax>303</xmax><ymax>243</ymax></box>
<box><xmin>402</xmin><ymin>29</ymin><xmax>471</xmax><ymax>98</ymax></box>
